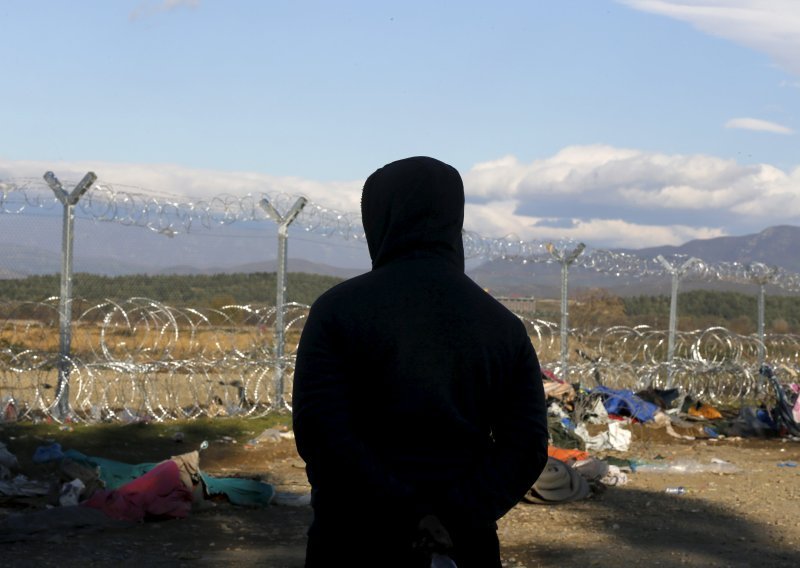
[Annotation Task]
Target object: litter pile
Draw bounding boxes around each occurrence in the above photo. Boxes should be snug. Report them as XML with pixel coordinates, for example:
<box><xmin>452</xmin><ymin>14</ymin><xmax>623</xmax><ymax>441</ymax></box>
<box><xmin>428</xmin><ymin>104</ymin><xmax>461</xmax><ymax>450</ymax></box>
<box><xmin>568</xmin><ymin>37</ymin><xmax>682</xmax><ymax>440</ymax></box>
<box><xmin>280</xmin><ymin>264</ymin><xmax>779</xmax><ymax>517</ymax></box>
<box><xmin>0</xmin><ymin>428</ymin><xmax>307</xmax><ymax>543</ymax></box>
<box><xmin>521</xmin><ymin>363</ymin><xmax>800</xmax><ymax>506</ymax></box>
<box><xmin>1</xmin><ymin>364</ymin><xmax>798</xmax><ymax>538</ymax></box>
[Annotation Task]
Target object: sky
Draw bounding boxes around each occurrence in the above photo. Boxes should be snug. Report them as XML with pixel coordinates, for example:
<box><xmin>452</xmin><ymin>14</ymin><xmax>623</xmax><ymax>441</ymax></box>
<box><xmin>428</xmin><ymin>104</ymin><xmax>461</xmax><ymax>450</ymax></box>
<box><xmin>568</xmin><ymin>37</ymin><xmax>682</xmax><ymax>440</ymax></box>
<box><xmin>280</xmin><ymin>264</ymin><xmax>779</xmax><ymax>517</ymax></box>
<box><xmin>1</xmin><ymin>0</ymin><xmax>799</xmax><ymax>261</ymax></box>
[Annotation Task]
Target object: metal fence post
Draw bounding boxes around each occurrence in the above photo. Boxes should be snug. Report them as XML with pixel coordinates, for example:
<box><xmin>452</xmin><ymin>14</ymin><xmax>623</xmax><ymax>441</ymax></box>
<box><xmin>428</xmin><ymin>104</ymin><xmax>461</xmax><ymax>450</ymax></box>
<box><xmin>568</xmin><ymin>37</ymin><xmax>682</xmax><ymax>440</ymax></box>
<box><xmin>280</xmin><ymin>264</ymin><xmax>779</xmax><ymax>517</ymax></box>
<box><xmin>546</xmin><ymin>242</ymin><xmax>585</xmax><ymax>385</ymax></box>
<box><xmin>745</xmin><ymin>263</ymin><xmax>777</xmax><ymax>369</ymax></box>
<box><xmin>44</xmin><ymin>171</ymin><xmax>97</xmax><ymax>420</ymax></box>
<box><xmin>656</xmin><ymin>255</ymin><xmax>701</xmax><ymax>388</ymax></box>
<box><xmin>259</xmin><ymin>196</ymin><xmax>307</xmax><ymax>410</ymax></box>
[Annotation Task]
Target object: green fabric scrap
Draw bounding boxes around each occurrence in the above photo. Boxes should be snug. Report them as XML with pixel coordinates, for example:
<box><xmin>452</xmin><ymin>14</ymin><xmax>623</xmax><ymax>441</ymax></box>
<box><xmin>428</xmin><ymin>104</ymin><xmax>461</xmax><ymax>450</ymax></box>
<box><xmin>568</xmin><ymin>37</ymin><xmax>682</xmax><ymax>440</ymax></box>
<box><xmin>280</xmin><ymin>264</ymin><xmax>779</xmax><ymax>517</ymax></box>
<box><xmin>63</xmin><ymin>449</ymin><xmax>157</xmax><ymax>490</ymax></box>
<box><xmin>200</xmin><ymin>472</ymin><xmax>275</xmax><ymax>507</ymax></box>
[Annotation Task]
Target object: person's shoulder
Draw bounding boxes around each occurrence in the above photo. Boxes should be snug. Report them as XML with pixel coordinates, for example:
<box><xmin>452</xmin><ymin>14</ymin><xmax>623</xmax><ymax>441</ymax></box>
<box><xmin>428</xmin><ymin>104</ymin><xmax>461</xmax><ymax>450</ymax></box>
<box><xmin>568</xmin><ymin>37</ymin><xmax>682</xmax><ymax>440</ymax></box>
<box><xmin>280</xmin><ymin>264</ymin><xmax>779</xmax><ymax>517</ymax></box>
<box><xmin>309</xmin><ymin>271</ymin><xmax>375</xmax><ymax>311</ymax></box>
<box><xmin>462</xmin><ymin>276</ymin><xmax>523</xmax><ymax>321</ymax></box>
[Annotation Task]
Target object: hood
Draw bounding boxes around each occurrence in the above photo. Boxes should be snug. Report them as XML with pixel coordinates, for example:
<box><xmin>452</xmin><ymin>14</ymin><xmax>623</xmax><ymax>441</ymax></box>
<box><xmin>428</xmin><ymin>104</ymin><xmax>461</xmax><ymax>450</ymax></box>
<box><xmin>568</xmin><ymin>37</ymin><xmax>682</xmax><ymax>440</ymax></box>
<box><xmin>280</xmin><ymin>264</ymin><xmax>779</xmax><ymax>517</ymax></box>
<box><xmin>361</xmin><ymin>156</ymin><xmax>465</xmax><ymax>271</ymax></box>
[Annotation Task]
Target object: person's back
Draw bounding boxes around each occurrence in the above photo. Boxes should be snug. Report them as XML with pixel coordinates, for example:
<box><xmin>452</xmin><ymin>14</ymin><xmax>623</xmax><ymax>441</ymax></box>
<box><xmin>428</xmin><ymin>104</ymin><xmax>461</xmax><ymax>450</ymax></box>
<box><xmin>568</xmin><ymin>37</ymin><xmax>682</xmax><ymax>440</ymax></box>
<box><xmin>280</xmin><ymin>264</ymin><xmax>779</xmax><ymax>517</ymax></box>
<box><xmin>293</xmin><ymin>156</ymin><xmax>548</xmax><ymax>568</ymax></box>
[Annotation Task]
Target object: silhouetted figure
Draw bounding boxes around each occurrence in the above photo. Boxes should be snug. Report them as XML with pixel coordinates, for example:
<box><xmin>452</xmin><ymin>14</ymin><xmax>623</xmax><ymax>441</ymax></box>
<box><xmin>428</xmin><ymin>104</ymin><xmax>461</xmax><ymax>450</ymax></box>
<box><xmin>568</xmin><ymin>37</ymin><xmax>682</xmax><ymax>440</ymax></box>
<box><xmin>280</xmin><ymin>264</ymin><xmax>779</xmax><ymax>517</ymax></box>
<box><xmin>293</xmin><ymin>156</ymin><xmax>548</xmax><ymax>567</ymax></box>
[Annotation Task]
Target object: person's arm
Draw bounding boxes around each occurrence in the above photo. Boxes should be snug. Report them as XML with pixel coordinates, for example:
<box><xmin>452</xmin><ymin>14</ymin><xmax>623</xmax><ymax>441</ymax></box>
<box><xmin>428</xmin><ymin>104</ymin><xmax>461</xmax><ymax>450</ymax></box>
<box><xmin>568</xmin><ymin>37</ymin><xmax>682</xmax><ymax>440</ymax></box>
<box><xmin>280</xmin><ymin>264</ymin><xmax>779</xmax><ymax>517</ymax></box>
<box><xmin>439</xmin><ymin>331</ymin><xmax>549</xmax><ymax>526</ymax></box>
<box><xmin>292</xmin><ymin>302</ymin><xmax>431</xmax><ymax>519</ymax></box>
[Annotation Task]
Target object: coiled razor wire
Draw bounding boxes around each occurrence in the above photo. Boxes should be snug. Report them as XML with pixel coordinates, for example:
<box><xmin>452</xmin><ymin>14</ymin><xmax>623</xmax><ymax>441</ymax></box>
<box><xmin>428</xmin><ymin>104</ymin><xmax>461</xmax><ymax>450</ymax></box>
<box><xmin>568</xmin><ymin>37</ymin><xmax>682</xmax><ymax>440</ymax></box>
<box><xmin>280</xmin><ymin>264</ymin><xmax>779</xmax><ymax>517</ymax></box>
<box><xmin>2</xmin><ymin>177</ymin><xmax>800</xmax><ymax>423</ymax></box>
<box><xmin>3</xmin><ymin>178</ymin><xmax>800</xmax><ymax>290</ymax></box>
<box><xmin>516</xmin><ymin>318</ymin><xmax>799</xmax><ymax>404</ymax></box>
<box><xmin>2</xmin><ymin>298</ymin><xmax>798</xmax><ymax>422</ymax></box>
<box><xmin>0</xmin><ymin>299</ymin><xmax>310</xmax><ymax>422</ymax></box>
<box><xmin>0</xmin><ymin>178</ymin><xmax>365</xmax><ymax>241</ymax></box>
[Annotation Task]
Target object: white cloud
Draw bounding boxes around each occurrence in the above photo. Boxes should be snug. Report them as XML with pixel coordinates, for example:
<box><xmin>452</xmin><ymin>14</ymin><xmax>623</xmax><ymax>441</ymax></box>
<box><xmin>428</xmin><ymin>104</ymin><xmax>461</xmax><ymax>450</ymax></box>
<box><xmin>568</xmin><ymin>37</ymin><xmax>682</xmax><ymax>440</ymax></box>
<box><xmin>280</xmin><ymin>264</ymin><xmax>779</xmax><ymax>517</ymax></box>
<box><xmin>618</xmin><ymin>0</ymin><xmax>800</xmax><ymax>76</ymax></box>
<box><xmin>464</xmin><ymin>200</ymin><xmax>724</xmax><ymax>248</ymax></box>
<box><xmin>2</xmin><ymin>145</ymin><xmax>798</xmax><ymax>250</ymax></box>
<box><xmin>732</xmin><ymin>165</ymin><xmax>800</xmax><ymax>216</ymax></box>
<box><xmin>725</xmin><ymin>117</ymin><xmax>794</xmax><ymax>134</ymax></box>
<box><xmin>464</xmin><ymin>144</ymin><xmax>780</xmax><ymax>210</ymax></box>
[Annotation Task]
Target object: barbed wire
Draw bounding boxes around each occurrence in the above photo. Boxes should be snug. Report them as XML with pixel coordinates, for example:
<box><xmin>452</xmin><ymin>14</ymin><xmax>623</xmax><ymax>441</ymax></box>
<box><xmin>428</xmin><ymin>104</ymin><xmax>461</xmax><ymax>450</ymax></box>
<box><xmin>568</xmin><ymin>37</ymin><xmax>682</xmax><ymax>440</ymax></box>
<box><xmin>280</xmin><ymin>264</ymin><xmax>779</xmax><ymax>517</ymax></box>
<box><xmin>2</xmin><ymin>299</ymin><xmax>798</xmax><ymax>422</ymax></box>
<box><xmin>518</xmin><ymin>318</ymin><xmax>799</xmax><ymax>405</ymax></box>
<box><xmin>0</xmin><ymin>178</ymin><xmax>365</xmax><ymax>240</ymax></box>
<box><xmin>3</xmin><ymin>178</ymin><xmax>800</xmax><ymax>291</ymax></box>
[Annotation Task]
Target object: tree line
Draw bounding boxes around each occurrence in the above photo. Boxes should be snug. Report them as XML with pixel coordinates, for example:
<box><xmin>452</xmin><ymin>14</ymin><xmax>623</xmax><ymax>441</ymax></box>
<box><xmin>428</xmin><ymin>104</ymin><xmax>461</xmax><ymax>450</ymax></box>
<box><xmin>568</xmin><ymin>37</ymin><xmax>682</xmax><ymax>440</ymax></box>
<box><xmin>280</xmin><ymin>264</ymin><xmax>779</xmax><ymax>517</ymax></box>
<box><xmin>0</xmin><ymin>272</ymin><xmax>344</xmax><ymax>309</ymax></box>
<box><xmin>1</xmin><ymin>274</ymin><xmax>798</xmax><ymax>333</ymax></box>
<box><xmin>622</xmin><ymin>290</ymin><xmax>800</xmax><ymax>333</ymax></box>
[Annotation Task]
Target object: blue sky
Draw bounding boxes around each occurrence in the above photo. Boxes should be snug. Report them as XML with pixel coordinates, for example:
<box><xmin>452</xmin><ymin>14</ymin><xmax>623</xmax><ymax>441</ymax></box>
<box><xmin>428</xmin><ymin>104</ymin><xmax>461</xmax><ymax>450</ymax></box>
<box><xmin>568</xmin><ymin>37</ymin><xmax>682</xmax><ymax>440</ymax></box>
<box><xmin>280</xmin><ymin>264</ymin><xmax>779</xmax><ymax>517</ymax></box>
<box><xmin>1</xmin><ymin>0</ymin><xmax>799</xmax><ymax>256</ymax></box>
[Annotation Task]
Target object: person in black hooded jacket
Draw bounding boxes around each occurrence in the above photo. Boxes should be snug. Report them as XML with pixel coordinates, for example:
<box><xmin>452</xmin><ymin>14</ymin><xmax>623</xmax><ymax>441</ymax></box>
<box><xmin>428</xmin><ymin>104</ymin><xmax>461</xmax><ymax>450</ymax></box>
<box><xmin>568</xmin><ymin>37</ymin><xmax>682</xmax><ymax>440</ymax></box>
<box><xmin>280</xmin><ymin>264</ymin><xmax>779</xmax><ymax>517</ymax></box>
<box><xmin>292</xmin><ymin>156</ymin><xmax>548</xmax><ymax>568</ymax></box>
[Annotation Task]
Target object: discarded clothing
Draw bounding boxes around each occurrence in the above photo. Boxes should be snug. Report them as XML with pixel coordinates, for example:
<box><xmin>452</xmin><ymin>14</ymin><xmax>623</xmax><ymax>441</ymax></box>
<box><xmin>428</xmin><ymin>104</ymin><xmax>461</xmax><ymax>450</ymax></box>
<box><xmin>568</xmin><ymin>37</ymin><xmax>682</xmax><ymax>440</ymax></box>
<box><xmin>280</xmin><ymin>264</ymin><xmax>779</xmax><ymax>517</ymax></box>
<box><xmin>688</xmin><ymin>401</ymin><xmax>723</xmax><ymax>420</ymax></box>
<box><xmin>543</xmin><ymin>380</ymin><xmax>575</xmax><ymax>403</ymax></box>
<box><xmin>63</xmin><ymin>449</ymin><xmax>158</xmax><ymax>490</ymax></box>
<box><xmin>649</xmin><ymin>411</ymin><xmax>695</xmax><ymax>440</ymax></box>
<box><xmin>523</xmin><ymin>457</ymin><xmax>590</xmax><ymax>505</ymax></box>
<box><xmin>62</xmin><ymin>449</ymin><xmax>273</xmax><ymax>508</ymax></box>
<box><xmin>200</xmin><ymin>472</ymin><xmax>274</xmax><ymax>507</ymax></box>
<box><xmin>82</xmin><ymin>460</ymin><xmax>193</xmax><ymax>522</ymax></box>
<box><xmin>600</xmin><ymin>465</ymin><xmax>628</xmax><ymax>486</ymax></box>
<box><xmin>32</xmin><ymin>442</ymin><xmax>65</xmax><ymax>464</ymax></box>
<box><xmin>548</xmin><ymin>446</ymin><xmax>590</xmax><ymax>463</ymax></box>
<box><xmin>548</xmin><ymin>416</ymin><xmax>586</xmax><ymax>450</ymax></box>
<box><xmin>574</xmin><ymin>422</ymin><xmax>632</xmax><ymax>452</ymax></box>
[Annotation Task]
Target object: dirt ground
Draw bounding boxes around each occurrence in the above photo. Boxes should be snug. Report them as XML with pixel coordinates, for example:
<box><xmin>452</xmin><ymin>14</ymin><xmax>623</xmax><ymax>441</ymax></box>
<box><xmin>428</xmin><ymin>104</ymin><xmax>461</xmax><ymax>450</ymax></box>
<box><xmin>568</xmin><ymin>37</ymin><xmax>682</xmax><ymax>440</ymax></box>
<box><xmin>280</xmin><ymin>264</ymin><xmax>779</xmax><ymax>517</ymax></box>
<box><xmin>2</xmin><ymin>426</ymin><xmax>800</xmax><ymax>568</ymax></box>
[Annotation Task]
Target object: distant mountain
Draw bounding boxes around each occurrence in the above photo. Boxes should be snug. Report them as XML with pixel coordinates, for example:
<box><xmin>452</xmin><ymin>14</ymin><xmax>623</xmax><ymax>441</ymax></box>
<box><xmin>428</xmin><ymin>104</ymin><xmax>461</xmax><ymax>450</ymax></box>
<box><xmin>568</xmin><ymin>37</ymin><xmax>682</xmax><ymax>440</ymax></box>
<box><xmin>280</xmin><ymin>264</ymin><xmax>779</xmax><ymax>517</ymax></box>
<box><xmin>616</xmin><ymin>225</ymin><xmax>800</xmax><ymax>273</ymax></box>
<box><xmin>0</xmin><ymin>242</ymin><xmax>365</xmax><ymax>280</ymax></box>
<box><xmin>159</xmin><ymin>259</ymin><xmax>365</xmax><ymax>279</ymax></box>
<box><xmin>468</xmin><ymin>225</ymin><xmax>800</xmax><ymax>298</ymax></box>
<box><xmin>0</xmin><ymin>243</ymin><xmax>151</xmax><ymax>277</ymax></box>
<box><xmin>3</xmin><ymin>225</ymin><xmax>798</xmax><ymax>299</ymax></box>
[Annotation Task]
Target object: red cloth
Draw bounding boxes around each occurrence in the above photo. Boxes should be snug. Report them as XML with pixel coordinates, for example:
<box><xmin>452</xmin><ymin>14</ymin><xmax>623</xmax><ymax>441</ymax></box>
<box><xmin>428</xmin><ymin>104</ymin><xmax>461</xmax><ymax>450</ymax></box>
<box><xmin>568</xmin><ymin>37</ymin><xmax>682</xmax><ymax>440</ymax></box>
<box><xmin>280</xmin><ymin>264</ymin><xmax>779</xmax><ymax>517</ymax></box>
<box><xmin>82</xmin><ymin>460</ymin><xmax>192</xmax><ymax>522</ymax></box>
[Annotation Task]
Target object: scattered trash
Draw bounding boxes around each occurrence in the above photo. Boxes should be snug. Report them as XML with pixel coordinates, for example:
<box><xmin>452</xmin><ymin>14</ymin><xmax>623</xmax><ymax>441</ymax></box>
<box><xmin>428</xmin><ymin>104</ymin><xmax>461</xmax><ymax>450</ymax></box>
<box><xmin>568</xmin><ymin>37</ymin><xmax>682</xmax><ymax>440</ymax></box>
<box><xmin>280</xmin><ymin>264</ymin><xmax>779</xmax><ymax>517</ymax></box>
<box><xmin>247</xmin><ymin>428</ymin><xmax>295</xmax><ymax>446</ymax></box>
<box><xmin>0</xmin><ymin>442</ymin><xmax>19</xmax><ymax>471</ymax></box>
<box><xmin>523</xmin><ymin>457</ymin><xmax>591</xmax><ymax>505</ymax></box>
<box><xmin>777</xmin><ymin>461</ymin><xmax>797</xmax><ymax>467</ymax></box>
<box><xmin>0</xmin><ymin>474</ymin><xmax>51</xmax><ymax>498</ymax></box>
<box><xmin>574</xmin><ymin>422</ymin><xmax>632</xmax><ymax>452</ymax></box>
<box><xmin>600</xmin><ymin>465</ymin><xmax>628</xmax><ymax>487</ymax></box>
<box><xmin>32</xmin><ymin>442</ymin><xmax>64</xmax><ymax>464</ymax></box>
<box><xmin>59</xmin><ymin>478</ymin><xmax>85</xmax><ymax>507</ymax></box>
<box><xmin>688</xmin><ymin>401</ymin><xmax>723</xmax><ymax>420</ymax></box>
<box><xmin>664</xmin><ymin>487</ymin><xmax>686</xmax><ymax>495</ymax></box>
<box><xmin>2</xmin><ymin>396</ymin><xmax>18</xmax><ymax>422</ymax></box>
<box><xmin>633</xmin><ymin>458</ymin><xmax>739</xmax><ymax>474</ymax></box>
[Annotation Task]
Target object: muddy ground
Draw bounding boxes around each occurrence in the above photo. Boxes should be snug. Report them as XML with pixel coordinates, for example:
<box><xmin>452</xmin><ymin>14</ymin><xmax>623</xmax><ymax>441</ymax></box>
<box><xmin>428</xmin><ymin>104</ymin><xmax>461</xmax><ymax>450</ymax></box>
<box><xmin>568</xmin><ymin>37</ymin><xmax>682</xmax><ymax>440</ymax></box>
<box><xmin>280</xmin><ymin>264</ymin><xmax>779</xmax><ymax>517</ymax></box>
<box><xmin>2</xmin><ymin>423</ymin><xmax>800</xmax><ymax>568</ymax></box>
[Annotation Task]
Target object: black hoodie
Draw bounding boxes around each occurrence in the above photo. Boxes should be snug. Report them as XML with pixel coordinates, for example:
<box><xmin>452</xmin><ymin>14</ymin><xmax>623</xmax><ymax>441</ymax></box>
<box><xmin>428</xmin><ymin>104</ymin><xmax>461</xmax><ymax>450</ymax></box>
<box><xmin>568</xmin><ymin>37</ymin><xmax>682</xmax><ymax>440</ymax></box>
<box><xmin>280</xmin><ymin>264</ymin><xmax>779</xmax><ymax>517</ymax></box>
<box><xmin>292</xmin><ymin>157</ymin><xmax>548</xmax><ymax>553</ymax></box>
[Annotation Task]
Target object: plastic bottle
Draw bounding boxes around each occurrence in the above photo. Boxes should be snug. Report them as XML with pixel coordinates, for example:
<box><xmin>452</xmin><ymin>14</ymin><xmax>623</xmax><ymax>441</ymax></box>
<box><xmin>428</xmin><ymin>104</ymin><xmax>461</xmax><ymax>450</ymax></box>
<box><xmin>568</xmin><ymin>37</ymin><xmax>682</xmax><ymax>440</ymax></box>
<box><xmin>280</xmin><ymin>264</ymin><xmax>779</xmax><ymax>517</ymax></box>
<box><xmin>664</xmin><ymin>486</ymin><xmax>686</xmax><ymax>495</ymax></box>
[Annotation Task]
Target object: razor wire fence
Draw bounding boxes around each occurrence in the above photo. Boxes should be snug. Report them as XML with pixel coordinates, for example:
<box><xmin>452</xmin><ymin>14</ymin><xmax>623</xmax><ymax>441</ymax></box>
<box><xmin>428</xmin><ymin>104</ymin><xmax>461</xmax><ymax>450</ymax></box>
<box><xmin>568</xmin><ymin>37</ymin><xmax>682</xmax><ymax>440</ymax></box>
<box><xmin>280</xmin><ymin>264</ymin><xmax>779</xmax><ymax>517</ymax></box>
<box><xmin>2</xmin><ymin>299</ymin><xmax>798</xmax><ymax>422</ymax></box>
<box><xmin>0</xmin><ymin>298</ymin><xmax>311</xmax><ymax>422</ymax></box>
<box><xmin>1</xmin><ymin>173</ymin><xmax>800</xmax><ymax>423</ymax></box>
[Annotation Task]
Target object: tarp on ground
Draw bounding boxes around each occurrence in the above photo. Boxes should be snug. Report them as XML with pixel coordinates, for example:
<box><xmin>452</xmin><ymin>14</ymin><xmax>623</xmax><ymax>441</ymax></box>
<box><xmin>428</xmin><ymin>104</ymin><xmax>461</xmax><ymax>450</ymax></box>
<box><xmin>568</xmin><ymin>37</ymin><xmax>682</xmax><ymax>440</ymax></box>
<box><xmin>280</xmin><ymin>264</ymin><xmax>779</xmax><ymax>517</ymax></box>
<box><xmin>591</xmin><ymin>386</ymin><xmax>660</xmax><ymax>423</ymax></box>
